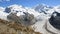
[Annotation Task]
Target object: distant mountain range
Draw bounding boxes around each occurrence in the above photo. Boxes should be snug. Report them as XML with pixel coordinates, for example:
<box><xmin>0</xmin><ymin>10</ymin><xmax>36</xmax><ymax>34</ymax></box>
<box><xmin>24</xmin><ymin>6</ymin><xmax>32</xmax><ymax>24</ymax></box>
<box><xmin>0</xmin><ymin>4</ymin><xmax>60</xmax><ymax>21</ymax></box>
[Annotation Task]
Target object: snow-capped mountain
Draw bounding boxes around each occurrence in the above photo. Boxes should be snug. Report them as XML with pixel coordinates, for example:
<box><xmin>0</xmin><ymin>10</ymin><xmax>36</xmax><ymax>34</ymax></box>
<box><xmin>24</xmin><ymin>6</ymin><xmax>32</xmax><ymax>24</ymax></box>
<box><xmin>0</xmin><ymin>7</ymin><xmax>5</xmax><ymax>12</ymax></box>
<box><xmin>34</xmin><ymin>4</ymin><xmax>60</xmax><ymax>17</ymax></box>
<box><xmin>34</xmin><ymin>4</ymin><xmax>53</xmax><ymax>14</ymax></box>
<box><xmin>4</xmin><ymin>4</ymin><xmax>26</xmax><ymax>13</ymax></box>
<box><xmin>0</xmin><ymin>4</ymin><xmax>60</xmax><ymax>34</ymax></box>
<box><xmin>33</xmin><ymin>4</ymin><xmax>60</xmax><ymax>34</ymax></box>
<box><xmin>0</xmin><ymin>11</ymin><xmax>9</xmax><ymax>20</ymax></box>
<box><xmin>1</xmin><ymin>4</ymin><xmax>60</xmax><ymax>22</ymax></box>
<box><xmin>4</xmin><ymin>4</ymin><xmax>41</xmax><ymax>17</ymax></box>
<box><xmin>0</xmin><ymin>4</ymin><xmax>60</xmax><ymax>21</ymax></box>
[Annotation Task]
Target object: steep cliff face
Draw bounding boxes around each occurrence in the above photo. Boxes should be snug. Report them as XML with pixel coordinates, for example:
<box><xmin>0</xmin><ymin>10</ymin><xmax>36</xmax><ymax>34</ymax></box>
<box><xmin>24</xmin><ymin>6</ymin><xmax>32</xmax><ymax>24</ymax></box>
<box><xmin>0</xmin><ymin>19</ymin><xmax>41</xmax><ymax>34</ymax></box>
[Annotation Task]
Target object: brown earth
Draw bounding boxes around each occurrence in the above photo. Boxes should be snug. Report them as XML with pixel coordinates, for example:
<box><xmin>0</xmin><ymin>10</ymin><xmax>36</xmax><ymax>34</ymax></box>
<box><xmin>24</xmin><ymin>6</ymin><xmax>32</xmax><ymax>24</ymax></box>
<box><xmin>0</xmin><ymin>19</ymin><xmax>42</xmax><ymax>34</ymax></box>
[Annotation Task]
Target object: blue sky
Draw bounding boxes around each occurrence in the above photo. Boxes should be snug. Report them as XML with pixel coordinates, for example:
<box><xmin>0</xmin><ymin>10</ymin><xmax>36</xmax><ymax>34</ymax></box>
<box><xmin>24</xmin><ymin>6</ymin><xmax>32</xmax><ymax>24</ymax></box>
<box><xmin>0</xmin><ymin>0</ymin><xmax>60</xmax><ymax>7</ymax></box>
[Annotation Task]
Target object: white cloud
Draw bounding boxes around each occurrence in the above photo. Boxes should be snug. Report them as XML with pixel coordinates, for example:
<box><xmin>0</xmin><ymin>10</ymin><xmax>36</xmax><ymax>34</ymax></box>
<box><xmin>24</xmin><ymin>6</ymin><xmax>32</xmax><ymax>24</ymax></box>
<box><xmin>0</xmin><ymin>0</ymin><xmax>10</xmax><ymax>2</ymax></box>
<box><xmin>5</xmin><ymin>0</ymin><xmax>10</xmax><ymax>1</ymax></box>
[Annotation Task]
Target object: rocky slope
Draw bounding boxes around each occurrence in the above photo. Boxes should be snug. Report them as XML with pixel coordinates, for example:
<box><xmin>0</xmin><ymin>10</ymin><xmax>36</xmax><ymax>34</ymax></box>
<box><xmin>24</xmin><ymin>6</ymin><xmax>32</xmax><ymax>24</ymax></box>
<box><xmin>0</xmin><ymin>19</ymin><xmax>41</xmax><ymax>34</ymax></box>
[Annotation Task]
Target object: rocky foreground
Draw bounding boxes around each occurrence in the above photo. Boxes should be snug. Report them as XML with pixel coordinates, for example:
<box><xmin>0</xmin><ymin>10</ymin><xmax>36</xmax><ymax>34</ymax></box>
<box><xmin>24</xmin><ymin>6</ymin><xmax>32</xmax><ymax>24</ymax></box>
<box><xmin>0</xmin><ymin>19</ymin><xmax>41</xmax><ymax>34</ymax></box>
